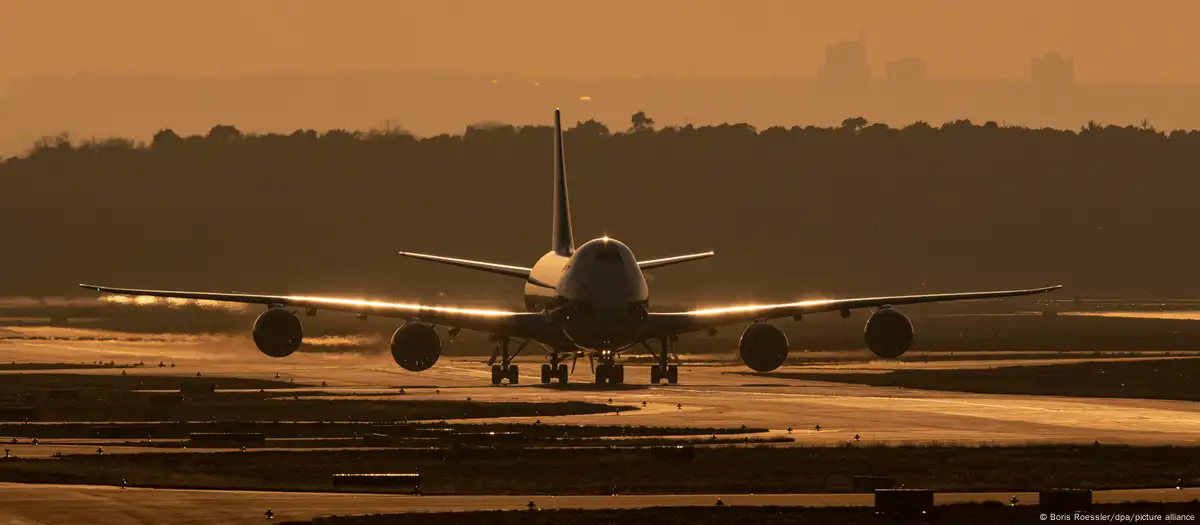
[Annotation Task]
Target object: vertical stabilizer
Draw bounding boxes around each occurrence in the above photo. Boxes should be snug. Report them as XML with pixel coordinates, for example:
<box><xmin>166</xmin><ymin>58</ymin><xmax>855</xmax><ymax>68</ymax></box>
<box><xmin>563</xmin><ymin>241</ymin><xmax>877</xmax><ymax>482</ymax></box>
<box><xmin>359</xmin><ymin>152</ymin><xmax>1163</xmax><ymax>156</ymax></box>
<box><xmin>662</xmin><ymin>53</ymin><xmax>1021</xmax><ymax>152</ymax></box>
<box><xmin>551</xmin><ymin>109</ymin><xmax>575</xmax><ymax>256</ymax></box>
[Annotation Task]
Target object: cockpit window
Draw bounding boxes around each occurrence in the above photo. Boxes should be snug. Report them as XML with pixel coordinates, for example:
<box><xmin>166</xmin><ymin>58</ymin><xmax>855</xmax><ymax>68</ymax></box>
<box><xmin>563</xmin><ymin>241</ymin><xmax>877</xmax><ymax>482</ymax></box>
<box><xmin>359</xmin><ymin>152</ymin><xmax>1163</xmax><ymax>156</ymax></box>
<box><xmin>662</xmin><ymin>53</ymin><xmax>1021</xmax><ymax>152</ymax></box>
<box><xmin>594</xmin><ymin>250</ymin><xmax>623</xmax><ymax>262</ymax></box>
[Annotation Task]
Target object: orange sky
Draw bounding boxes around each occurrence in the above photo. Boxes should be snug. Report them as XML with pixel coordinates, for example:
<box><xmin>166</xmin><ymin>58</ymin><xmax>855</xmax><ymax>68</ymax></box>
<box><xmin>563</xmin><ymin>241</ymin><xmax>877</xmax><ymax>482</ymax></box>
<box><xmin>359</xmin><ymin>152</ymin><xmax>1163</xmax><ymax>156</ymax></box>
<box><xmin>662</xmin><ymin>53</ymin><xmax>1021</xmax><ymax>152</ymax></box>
<box><xmin>1</xmin><ymin>0</ymin><xmax>1197</xmax><ymax>86</ymax></box>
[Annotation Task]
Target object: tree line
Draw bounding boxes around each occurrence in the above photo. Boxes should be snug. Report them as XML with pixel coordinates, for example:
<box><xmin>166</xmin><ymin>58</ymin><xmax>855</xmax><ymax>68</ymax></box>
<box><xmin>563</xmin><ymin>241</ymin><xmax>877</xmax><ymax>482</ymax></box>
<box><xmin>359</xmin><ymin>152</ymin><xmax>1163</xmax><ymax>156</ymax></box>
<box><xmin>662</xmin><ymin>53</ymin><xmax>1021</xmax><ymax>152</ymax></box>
<box><xmin>1</xmin><ymin>114</ymin><xmax>1197</xmax><ymax>302</ymax></box>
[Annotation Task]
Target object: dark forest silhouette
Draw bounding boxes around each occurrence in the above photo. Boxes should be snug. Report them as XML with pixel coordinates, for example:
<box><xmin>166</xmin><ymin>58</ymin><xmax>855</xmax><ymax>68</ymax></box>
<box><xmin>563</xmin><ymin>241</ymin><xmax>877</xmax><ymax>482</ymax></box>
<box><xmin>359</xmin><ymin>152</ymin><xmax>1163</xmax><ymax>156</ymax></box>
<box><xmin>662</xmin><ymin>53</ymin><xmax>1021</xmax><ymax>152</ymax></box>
<box><xmin>2</xmin><ymin>114</ymin><xmax>1196</xmax><ymax>302</ymax></box>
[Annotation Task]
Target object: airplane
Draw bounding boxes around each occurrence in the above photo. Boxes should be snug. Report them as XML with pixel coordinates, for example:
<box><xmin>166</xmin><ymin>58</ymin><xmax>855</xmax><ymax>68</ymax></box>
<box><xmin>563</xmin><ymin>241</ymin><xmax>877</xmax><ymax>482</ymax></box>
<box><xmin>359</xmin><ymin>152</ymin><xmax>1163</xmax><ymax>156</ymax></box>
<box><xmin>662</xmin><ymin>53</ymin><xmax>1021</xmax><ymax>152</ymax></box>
<box><xmin>80</xmin><ymin>109</ymin><xmax>1062</xmax><ymax>386</ymax></box>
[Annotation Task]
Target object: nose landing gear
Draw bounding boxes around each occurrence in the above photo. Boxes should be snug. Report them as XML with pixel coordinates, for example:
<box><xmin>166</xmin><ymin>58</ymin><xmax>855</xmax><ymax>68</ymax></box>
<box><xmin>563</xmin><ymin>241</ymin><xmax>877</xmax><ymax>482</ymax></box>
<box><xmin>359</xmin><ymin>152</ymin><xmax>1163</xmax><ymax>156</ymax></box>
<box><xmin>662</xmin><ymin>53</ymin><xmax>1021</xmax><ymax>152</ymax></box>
<box><xmin>594</xmin><ymin>361</ymin><xmax>625</xmax><ymax>385</ymax></box>
<box><xmin>540</xmin><ymin>355</ymin><xmax>571</xmax><ymax>385</ymax></box>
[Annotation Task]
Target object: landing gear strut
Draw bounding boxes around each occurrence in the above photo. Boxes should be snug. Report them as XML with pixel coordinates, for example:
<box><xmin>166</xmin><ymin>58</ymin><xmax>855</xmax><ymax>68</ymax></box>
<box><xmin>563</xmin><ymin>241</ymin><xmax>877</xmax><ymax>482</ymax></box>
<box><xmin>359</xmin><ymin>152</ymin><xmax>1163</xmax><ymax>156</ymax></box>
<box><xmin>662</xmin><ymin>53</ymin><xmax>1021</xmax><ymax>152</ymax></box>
<box><xmin>540</xmin><ymin>354</ymin><xmax>570</xmax><ymax>385</ymax></box>
<box><xmin>489</xmin><ymin>336</ymin><xmax>527</xmax><ymax>385</ymax></box>
<box><xmin>650</xmin><ymin>336</ymin><xmax>679</xmax><ymax>384</ymax></box>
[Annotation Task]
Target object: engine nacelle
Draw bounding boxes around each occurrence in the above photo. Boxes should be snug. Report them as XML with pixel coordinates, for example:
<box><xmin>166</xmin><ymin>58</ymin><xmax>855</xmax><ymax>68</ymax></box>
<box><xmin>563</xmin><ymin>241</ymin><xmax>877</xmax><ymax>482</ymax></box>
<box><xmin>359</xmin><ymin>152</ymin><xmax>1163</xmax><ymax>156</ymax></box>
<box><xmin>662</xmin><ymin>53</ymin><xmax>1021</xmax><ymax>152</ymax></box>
<box><xmin>252</xmin><ymin>308</ymin><xmax>303</xmax><ymax>358</ymax></box>
<box><xmin>738</xmin><ymin>322</ymin><xmax>789</xmax><ymax>372</ymax></box>
<box><xmin>391</xmin><ymin>322</ymin><xmax>441</xmax><ymax>372</ymax></box>
<box><xmin>864</xmin><ymin>307</ymin><xmax>914</xmax><ymax>359</ymax></box>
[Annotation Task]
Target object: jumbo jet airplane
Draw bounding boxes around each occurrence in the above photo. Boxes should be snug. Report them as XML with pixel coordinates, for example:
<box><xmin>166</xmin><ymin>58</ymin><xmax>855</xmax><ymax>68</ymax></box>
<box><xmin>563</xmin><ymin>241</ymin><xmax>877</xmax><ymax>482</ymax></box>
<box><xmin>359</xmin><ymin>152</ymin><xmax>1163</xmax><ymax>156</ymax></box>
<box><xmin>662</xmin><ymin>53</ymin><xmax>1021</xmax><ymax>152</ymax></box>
<box><xmin>81</xmin><ymin>110</ymin><xmax>1061</xmax><ymax>386</ymax></box>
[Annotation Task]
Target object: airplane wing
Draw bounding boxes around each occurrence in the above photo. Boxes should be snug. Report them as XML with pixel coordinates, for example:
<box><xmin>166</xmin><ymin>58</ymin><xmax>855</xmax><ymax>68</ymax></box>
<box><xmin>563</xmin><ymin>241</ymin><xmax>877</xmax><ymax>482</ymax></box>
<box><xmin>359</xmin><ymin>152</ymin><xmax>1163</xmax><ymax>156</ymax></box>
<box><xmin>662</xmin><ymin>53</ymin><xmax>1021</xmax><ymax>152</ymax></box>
<box><xmin>637</xmin><ymin>251</ymin><xmax>715</xmax><ymax>270</ymax></box>
<box><xmin>79</xmin><ymin>284</ymin><xmax>546</xmax><ymax>336</ymax></box>
<box><xmin>645</xmin><ymin>285</ymin><xmax>1062</xmax><ymax>337</ymax></box>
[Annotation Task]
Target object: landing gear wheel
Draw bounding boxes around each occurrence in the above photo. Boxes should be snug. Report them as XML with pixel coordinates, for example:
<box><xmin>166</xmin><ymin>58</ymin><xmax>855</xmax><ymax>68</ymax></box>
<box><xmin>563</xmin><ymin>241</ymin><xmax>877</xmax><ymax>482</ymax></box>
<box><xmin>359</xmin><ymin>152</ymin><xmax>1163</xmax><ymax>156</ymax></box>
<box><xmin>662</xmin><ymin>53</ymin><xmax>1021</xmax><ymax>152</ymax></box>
<box><xmin>507</xmin><ymin>365</ymin><xmax>519</xmax><ymax>385</ymax></box>
<box><xmin>612</xmin><ymin>364</ymin><xmax>625</xmax><ymax>384</ymax></box>
<box><xmin>541</xmin><ymin>364</ymin><xmax>552</xmax><ymax>384</ymax></box>
<box><xmin>557</xmin><ymin>364</ymin><xmax>569</xmax><ymax>384</ymax></box>
<box><xmin>650</xmin><ymin>366</ymin><xmax>661</xmax><ymax>384</ymax></box>
<box><xmin>491</xmin><ymin>364</ymin><xmax>503</xmax><ymax>385</ymax></box>
<box><xmin>667</xmin><ymin>365</ymin><xmax>679</xmax><ymax>384</ymax></box>
<box><xmin>595</xmin><ymin>364</ymin><xmax>609</xmax><ymax>385</ymax></box>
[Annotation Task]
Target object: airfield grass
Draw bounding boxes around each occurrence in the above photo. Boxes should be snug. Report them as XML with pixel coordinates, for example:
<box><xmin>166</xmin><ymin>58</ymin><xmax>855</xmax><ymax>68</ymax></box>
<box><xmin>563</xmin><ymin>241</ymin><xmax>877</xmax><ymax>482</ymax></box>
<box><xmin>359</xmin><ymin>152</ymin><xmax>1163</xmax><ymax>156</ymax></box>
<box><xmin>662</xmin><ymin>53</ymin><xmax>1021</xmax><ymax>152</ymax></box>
<box><xmin>0</xmin><ymin>372</ymin><xmax>296</xmax><ymax>395</ymax></box>
<box><xmin>764</xmin><ymin>357</ymin><xmax>1200</xmax><ymax>402</ymax></box>
<box><xmin>0</xmin><ymin>373</ymin><xmax>621</xmax><ymax>422</ymax></box>
<box><xmin>0</xmin><ymin>445</ymin><xmax>1195</xmax><ymax>495</ymax></box>
<box><xmin>0</xmin><ymin>422</ymin><xmax>759</xmax><ymax>440</ymax></box>
<box><xmin>0</xmin><ymin>362</ymin><xmax>140</xmax><ymax>371</ymax></box>
<box><xmin>284</xmin><ymin>503</ymin><xmax>1200</xmax><ymax>525</ymax></box>
<box><xmin>0</xmin><ymin>398</ymin><xmax>621</xmax><ymax>423</ymax></box>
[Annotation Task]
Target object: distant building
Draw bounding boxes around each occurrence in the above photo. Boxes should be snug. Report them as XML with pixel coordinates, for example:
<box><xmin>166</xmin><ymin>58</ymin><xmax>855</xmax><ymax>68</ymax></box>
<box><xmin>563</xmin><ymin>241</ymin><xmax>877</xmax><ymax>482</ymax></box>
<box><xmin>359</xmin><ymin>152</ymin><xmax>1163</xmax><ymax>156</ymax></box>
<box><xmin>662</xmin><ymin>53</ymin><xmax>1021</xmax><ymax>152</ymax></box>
<box><xmin>1031</xmin><ymin>53</ymin><xmax>1074</xmax><ymax>90</ymax></box>
<box><xmin>885</xmin><ymin>58</ymin><xmax>928</xmax><ymax>85</ymax></box>
<box><xmin>818</xmin><ymin>41</ymin><xmax>871</xmax><ymax>87</ymax></box>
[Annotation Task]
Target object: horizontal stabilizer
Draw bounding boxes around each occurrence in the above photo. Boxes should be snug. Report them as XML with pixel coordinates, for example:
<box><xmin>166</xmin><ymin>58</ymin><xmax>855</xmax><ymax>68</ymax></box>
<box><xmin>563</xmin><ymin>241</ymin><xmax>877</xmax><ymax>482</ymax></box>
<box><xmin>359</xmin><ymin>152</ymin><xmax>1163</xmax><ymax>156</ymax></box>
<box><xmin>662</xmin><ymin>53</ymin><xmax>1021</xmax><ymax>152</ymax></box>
<box><xmin>637</xmin><ymin>251</ymin><xmax>715</xmax><ymax>270</ymax></box>
<box><xmin>398</xmin><ymin>251</ymin><xmax>556</xmax><ymax>289</ymax></box>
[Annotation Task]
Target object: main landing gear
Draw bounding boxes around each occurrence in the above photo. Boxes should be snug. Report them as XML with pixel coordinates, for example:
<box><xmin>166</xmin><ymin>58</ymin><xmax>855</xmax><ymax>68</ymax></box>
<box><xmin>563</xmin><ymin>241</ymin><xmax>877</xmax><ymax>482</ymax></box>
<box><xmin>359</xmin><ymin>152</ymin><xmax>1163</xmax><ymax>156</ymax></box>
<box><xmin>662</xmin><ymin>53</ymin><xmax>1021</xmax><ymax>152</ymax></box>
<box><xmin>650</xmin><ymin>336</ymin><xmax>679</xmax><ymax>384</ymax></box>
<box><xmin>491</xmin><ymin>364</ymin><xmax>518</xmax><ymax>385</ymax></box>
<box><xmin>540</xmin><ymin>354</ymin><xmax>570</xmax><ymax>385</ymax></box>
<box><xmin>489</xmin><ymin>336</ymin><xmax>529</xmax><ymax>385</ymax></box>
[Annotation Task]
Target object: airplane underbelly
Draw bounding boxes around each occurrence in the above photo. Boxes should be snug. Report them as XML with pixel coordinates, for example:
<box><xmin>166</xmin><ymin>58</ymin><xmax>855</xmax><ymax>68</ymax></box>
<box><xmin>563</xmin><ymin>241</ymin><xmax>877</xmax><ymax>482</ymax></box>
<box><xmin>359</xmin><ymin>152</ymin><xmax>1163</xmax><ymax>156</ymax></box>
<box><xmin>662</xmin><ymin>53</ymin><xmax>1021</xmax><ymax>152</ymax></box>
<box><xmin>561</xmin><ymin>317</ymin><xmax>644</xmax><ymax>350</ymax></box>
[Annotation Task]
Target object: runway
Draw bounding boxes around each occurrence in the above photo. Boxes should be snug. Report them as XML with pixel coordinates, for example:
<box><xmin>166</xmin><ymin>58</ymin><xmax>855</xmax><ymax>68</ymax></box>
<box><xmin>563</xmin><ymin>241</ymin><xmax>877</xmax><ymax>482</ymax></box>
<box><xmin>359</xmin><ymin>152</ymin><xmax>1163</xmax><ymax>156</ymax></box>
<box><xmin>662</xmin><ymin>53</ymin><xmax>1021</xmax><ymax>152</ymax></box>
<box><xmin>1</xmin><ymin>334</ymin><xmax>1199</xmax><ymax>448</ymax></box>
<box><xmin>0</xmin><ymin>482</ymin><xmax>1196</xmax><ymax>525</ymax></box>
<box><xmin>1</xmin><ymin>331</ymin><xmax>1199</xmax><ymax>523</ymax></box>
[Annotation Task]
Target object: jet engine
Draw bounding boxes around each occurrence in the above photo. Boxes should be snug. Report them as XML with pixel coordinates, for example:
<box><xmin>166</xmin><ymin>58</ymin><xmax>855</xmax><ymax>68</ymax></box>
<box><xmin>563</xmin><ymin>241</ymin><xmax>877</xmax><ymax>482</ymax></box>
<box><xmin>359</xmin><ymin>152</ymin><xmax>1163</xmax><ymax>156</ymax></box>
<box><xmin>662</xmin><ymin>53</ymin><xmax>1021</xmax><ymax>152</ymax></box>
<box><xmin>252</xmin><ymin>308</ymin><xmax>303</xmax><ymax>358</ymax></box>
<box><xmin>391</xmin><ymin>322</ymin><xmax>441</xmax><ymax>372</ymax></box>
<box><xmin>738</xmin><ymin>322</ymin><xmax>789</xmax><ymax>372</ymax></box>
<box><xmin>864</xmin><ymin>307</ymin><xmax>914</xmax><ymax>359</ymax></box>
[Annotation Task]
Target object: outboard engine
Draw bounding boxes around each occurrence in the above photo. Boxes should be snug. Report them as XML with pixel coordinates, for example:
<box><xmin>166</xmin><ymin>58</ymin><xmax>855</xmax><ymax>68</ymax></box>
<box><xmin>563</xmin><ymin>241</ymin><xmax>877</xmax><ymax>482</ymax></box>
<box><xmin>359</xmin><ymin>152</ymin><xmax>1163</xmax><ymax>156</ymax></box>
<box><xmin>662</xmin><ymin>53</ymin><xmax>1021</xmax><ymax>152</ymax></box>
<box><xmin>391</xmin><ymin>322</ymin><xmax>441</xmax><ymax>372</ymax></box>
<box><xmin>864</xmin><ymin>307</ymin><xmax>914</xmax><ymax>359</ymax></box>
<box><xmin>738</xmin><ymin>322</ymin><xmax>789</xmax><ymax>372</ymax></box>
<box><xmin>252</xmin><ymin>308</ymin><xmax>303</xmax><ymax>358</ymax></box>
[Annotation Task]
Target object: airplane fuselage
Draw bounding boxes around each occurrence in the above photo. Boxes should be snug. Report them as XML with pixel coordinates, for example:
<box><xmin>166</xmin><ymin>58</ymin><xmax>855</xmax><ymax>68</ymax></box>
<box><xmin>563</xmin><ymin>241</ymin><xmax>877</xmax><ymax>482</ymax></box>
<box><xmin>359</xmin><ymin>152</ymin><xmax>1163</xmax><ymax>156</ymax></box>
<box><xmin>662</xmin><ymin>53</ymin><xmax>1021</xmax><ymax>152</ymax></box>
<box><xmin>524</xmin><ymin>237</ymin><xmax>650</xmax><ymax>352</ymax></box>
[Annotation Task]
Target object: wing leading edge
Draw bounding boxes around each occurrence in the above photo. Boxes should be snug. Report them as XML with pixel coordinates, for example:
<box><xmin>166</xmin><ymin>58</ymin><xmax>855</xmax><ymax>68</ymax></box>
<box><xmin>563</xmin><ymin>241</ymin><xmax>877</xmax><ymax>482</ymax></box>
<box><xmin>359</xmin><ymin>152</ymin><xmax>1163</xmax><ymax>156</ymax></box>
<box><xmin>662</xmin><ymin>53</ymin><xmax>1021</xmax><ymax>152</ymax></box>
<box><xmin>646</xmin><ymin>285</ymin><xmax>1062</xmax><ymax>336</ymax></box>
<box><xmin>79</xmin><ymin>284</ymin><xmax>545</xmax><ymax>336</ymax></box>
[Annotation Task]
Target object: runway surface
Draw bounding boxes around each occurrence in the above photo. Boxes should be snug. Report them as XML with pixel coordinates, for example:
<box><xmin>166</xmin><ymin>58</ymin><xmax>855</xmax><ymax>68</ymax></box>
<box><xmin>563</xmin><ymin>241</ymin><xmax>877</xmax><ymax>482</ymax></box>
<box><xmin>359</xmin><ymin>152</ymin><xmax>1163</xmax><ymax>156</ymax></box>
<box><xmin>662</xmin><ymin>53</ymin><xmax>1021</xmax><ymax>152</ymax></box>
<box><xmin>1</xmin><ymin>332</ymin><xmax>1199</xmax><ymax>523</ymax></box>
<box><xmin>0</xmin><ymin>482</ymin><xmax>1196</xmax><ymax>525</ymax></box>
<box><xmin>1</xmin><ymin>333</ymin><xmax>1199</xmax><ymax>448</ymax></box>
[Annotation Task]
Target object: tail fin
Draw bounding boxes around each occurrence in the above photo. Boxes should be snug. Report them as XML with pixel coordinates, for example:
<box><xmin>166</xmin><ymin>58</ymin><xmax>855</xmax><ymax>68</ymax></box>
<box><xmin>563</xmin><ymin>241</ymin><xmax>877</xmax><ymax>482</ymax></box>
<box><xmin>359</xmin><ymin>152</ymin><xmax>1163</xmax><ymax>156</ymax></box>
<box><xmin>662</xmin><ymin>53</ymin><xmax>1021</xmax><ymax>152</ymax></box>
<box><xmin>551</xmin><ymin>109</ymin><xmax>575</xmax><ymax>256</ymax></box>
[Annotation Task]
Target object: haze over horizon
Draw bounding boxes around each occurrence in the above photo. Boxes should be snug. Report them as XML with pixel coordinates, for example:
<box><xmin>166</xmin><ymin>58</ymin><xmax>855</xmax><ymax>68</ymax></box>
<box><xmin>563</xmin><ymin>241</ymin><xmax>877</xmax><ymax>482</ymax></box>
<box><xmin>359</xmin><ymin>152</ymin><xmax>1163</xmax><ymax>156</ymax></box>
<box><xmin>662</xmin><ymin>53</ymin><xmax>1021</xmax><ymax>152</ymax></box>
<box><xmin>4</xmin><ymin>1</ymin><xmax>1200</xmax><ymax>158</ymax></box>
<box><xmin>1</xmin><ymin>0</ymin><xmax>1197</xmax><ymax>87</ymax></box>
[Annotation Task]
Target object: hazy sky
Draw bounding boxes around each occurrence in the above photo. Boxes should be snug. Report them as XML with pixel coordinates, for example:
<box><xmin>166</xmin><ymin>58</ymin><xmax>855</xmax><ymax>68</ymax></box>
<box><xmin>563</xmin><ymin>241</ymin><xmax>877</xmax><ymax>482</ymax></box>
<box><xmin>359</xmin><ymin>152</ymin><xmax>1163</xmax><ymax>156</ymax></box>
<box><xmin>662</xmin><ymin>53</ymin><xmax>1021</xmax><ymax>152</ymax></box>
<box><xmin>1</xmin><ymin>0</ymin><xmax>1197</xmax><ymax>87</ymax></box>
